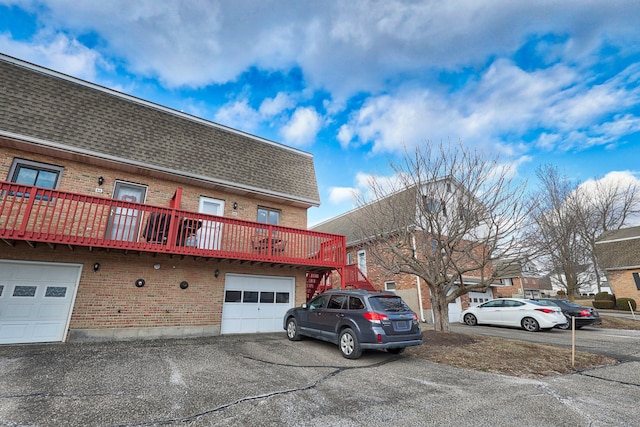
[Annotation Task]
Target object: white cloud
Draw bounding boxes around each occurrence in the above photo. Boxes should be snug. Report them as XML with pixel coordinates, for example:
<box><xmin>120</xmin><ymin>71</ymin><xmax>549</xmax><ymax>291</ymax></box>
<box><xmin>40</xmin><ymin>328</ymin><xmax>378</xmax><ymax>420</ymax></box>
<box><xmin>259</xmin><ymin>92</ymin><xmax>294</xmax><ymax>117</ymax></box>
<box><xmin>280</xmin><ymin>107</ymin><xmax>322</xmax><ymax>147</ymax></box>
<box><xmin>5</xmin><ymin>0</ymin><xmax>640</xmax><ymax>159</ymax></box>
<box><xmin>0</xmin><ymin>32</ymin><xmax>103</xmax><ymax>81</ymax></box>
<box><xmin>579</xmin><ymin>170</ymin><xmax>640</xmax><ymax>194</ymax></box>
<box><xmin>328</xmin><ymin>187</ymin><xmax>358</xmax><ymax>204</ymax></box>
<box><xmin>11</xmin><ymin>0</ymin><xmax>639</xmax><ymax>95</ymax></box>
<box><xmin>213</xmin><ymin>99</ymin><xmax>261</xmax><ymax>133</ymax></box>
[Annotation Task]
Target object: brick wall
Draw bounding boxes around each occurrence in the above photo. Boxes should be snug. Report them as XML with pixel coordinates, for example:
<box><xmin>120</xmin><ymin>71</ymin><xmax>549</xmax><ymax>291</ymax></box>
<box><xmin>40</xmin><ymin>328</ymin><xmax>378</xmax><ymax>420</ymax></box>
<box><xmin>0</xmin><ymin>145</ymin><xmax>312</xmax><ymax>336</ymax></box>
<box><xmin>606</xmin><ymin>269</ymin><xmax>640</xmax><ymax>304</ymax></box>
<box><xmin>0</xmin><ymin>245</ymin><xmax>307</xmax><ymax>331</ymax></box>
<box><xmin>0</xmin><ymin>145</ymin><xmax>308</xmax><ymax>229</ymax></box>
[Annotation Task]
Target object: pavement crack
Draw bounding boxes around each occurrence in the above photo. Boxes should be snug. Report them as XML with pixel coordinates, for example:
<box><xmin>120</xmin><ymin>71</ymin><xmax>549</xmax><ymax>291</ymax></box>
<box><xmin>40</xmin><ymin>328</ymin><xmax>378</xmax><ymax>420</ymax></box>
<box><xmin>109</xmin><ymin>356</ymin><xmax>400</xmax><ymax>426</ymax></box>
<box><xmin>577</xmin><ymin>372</ymin><xmax>640</xmax><ymax>387</ymax></box>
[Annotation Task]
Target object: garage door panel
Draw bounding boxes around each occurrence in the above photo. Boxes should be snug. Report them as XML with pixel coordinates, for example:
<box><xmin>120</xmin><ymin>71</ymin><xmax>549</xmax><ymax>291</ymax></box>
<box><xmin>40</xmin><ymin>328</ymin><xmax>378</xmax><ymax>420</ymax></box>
<box><xmin>5</xmin><ymin>303</ymin><xmax>38</xmax><ymax>320</ymax></box>
<box><xmin>38</xmin><ymin>303</ymin><xmax>72</xmax><ymax>320</ymax></box>
<box><xmin>0</xmin><ymin>323</ymin><xmax>29</xmax><ymax>342</ymax></box>
<box><xmin>32</xmin><ymin>322</ymin><xmax>64</xmax><ymax>340</ymax></box>
<box><xmin>0</xmin><ymin>261</ymin><xmax>81</xmax><ymax>344</ymax></box>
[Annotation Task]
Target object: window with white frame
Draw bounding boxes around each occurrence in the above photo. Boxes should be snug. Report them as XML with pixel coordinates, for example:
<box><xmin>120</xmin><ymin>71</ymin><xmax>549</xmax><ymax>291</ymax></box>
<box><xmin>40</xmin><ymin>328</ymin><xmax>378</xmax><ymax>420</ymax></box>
<box><xmin>384</xmin><ymin>281</ymin><xmax>396</xmax><ymax>291</ymax></box>
<box><xmin>346</xmin><ymin>252</ymin><xmax>353</xmax><ymax>265</ymax></box>
<box><xmin>357</xmin><ymin>249</ymin><xmax>367</xmax><ymax>275</ymax></box>
<box><xmin>501</xmin><ymin>278</ymin><xmax>513</xmax><ymax>286</ymax></box>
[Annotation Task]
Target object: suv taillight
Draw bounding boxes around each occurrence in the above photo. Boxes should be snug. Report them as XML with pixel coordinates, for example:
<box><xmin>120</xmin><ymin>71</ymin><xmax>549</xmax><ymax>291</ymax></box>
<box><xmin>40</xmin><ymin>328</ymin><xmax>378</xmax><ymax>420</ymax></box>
<box><xmin>363</xmin><ymin>312</ymin><xmax>389</xmax><ymax>323</ymax></box>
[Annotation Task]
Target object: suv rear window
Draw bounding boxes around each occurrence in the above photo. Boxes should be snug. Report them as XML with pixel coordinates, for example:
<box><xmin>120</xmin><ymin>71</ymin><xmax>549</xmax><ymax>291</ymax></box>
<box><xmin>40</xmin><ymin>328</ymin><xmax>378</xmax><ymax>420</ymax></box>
<box><xmin>369</xmin><ymin>296</ymin><xmax>411</xmax><ymax>312</ymax></box>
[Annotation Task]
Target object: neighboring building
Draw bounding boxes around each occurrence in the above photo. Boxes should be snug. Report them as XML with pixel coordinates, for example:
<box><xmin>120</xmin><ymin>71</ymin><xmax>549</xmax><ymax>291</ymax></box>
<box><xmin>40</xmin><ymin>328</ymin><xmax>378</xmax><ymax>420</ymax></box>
<box><xmin>595</xmin><ymin>226</ymin><xmax>640</xmax><ymax>304</ymax></box>
<box><xmin>494</xmin><ymin>258</ymin><xmax>552</xmax><ymax>299</ymax></box>
<box><xmin>544</xmin><ymin>264</ymin><xmax>608</xmax><ymax>297</ymax></box>
<box><xmin>312</xmin><ymin>178</ymin><xmax>500</xmax><ymax>323</ymax></box>
<box><xmin>0</xmin><ymin>54</ymin><xmax>348</xmax><ymax>344</ymax></box>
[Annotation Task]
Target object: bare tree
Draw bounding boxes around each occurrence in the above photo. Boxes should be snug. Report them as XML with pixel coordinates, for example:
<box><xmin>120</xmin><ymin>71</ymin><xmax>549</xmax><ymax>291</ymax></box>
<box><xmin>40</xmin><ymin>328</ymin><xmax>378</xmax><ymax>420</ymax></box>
<box><xmin>527</xmin><ymin>165</ymin><xmax>591</xmax><ymax>300</ymax></box>
<box><xmin>574</xmin><ymin>175</ymin><xmax>640</xmax><ymax>292</ymax></box>
<box><xmin>351</xmin><ymin>142</ymin><xmax>528</xmax><ymax>332</ymax></box>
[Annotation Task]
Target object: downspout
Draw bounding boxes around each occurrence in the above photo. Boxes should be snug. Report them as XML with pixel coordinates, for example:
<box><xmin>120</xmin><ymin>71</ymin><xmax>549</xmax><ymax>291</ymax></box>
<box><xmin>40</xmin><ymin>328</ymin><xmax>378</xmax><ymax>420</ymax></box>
<box><xmin>411</xmin><ymin>232</ymin><xmax>426</xmax><ymax>322</ymax></box>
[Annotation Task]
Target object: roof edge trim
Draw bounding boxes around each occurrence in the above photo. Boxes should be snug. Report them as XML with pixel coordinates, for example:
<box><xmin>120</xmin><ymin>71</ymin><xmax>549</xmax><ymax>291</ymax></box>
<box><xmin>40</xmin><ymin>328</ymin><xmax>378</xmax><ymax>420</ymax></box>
<box><xmin>595</xmin><ymin>235</ymin><xmax>640</xmax><ymax>244</ymax></box>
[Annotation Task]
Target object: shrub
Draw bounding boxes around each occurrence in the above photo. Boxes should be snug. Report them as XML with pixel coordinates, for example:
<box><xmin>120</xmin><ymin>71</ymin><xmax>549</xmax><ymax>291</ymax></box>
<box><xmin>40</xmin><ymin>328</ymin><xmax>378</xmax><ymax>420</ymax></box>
<box><xmin>592</xmin><ymin>300</ymin><xmax>616</xmax><ymax>310</ymax></box>
<box><xmin>616</xmin><ymin>298</ymin><xmax>637</xmax><ymax>311</ymax></box>
<box><xmin>595</xmin><ymin>292</ymin><xmax>616</xmax><ymax>303</ymax></box>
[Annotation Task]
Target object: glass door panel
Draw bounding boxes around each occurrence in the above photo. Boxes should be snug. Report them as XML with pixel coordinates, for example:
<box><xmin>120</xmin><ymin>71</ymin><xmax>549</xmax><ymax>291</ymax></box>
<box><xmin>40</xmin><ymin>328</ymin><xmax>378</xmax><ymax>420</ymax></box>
<box><xmin>108</xmin><ymin>182</ymin><xmax>147</xmax><ymax>241</ymax></box>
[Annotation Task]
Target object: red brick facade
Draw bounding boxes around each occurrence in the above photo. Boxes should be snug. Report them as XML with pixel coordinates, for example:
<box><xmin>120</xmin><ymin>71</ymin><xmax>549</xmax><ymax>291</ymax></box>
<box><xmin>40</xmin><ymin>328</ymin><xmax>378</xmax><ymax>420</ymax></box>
<box><xmin>1</xmin><ymin>145</ymin><xmax>311</xmax><ymax>339</ymax></box>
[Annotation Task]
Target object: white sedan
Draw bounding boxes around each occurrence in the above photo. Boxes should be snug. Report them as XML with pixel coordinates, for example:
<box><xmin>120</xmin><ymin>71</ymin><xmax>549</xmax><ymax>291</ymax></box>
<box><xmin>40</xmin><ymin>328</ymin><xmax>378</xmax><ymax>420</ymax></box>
<box><xmin>460</xmin><ymin>298</ymin><xmax>567</xmax><ymax>332</ymax></box>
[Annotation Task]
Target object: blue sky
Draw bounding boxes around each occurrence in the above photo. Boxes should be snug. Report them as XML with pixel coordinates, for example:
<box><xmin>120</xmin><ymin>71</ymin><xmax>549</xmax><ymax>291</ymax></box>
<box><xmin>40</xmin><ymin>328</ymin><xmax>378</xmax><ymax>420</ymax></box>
<box><xmin>1</xmin><ymin>1</ymin><xmax>639</xmax><ymax>226</ymax></box>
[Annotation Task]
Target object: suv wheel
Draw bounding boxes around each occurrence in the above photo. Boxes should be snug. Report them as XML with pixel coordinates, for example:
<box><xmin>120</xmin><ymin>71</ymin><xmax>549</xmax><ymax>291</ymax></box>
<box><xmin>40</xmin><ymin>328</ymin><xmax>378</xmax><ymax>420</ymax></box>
<box><xmin>339</xmin><ymin>328</ymin><xmax>362</xmax><ymax>359</ymax></box>
<box><xmin>286</xmin><ymin>318</ymin><xmax>301</xmax><ymax>341</ymax></box>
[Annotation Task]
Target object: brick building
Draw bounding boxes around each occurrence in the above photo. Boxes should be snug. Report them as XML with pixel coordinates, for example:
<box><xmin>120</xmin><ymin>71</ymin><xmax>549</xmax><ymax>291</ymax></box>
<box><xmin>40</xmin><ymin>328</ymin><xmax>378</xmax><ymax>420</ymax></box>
<box><xmin>0</xmin><ymin>54</ymin><xmax>347</xmax><ymax>344</ymax></box>
<box><xmin>312</xmin><ymin>178</ymin><xmax>500</xmax><ymax>323</ymax></box>
<box><xmin>493</xmin><ymin>258</ymin><xmax>552</xmax><ymax>299</ymax></box>
<box><xmin>595</xmin><ymin>226</ymin><xmax>640</xmax><ymax>304</ymax></box>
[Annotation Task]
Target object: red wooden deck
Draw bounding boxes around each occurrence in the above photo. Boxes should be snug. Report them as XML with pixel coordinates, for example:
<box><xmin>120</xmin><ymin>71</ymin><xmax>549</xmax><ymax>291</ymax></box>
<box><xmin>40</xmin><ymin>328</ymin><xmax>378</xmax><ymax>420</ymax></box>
<box><xmin>0</xmin><ymin>181</ymin><xmax>345</xmax><ymax>269</ymax></box>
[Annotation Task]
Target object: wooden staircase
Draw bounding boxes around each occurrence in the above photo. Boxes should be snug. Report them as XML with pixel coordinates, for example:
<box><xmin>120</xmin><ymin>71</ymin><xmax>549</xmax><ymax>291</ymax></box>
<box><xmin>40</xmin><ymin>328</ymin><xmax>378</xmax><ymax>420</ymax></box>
<box><xmin>305</xmin><ymin>265</ymin><xmax>377</xmax><ymax>301</ymax></box>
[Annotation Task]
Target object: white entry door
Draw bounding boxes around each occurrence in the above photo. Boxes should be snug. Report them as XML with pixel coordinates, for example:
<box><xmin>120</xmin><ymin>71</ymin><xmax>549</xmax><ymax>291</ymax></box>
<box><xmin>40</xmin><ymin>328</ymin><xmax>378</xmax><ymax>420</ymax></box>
<box><xmin>197</xmin><ymin>197</ymin><xmax>224</xmax><ymax>250</ymax></box>
<box><xmin>0</xmin><ymin>260</ymin><xmax>81</xmax><ymax>344</ymax></box>
<box><xmin>221</xmin><ymin>274</ymin><xmax>294</xmax><ymax>334</ymax></box>
<box><xmin>108</xmin><ymin>181</ymin><xmax>147</xmax><ymax>241</ymax></box>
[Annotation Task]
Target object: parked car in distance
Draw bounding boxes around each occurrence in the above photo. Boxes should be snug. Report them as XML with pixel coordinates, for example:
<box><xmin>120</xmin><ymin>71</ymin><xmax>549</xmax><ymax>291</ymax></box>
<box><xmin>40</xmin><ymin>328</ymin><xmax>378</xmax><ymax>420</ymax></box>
<box><xmin>460</xmin><ymin>298</ymin><xmax>567</xmax><ymax>332</ymax></box>
<box><xmin>284</xmin><ymin>289</ymin><xmax>422</xmax><ymax>359</ymax></box>
<box><xmin>533</xmin><ymin>298</ymin><xmax>602</xmax><ymax>329</ymax></box>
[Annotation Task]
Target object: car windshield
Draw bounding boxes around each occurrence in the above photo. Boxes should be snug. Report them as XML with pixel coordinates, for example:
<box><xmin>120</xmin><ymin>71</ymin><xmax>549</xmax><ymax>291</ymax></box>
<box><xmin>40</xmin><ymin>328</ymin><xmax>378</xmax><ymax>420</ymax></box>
<box><xmin>369</xmin><ymin>296</ymin><xmax>410</xmax><ymax>312</ymax></box>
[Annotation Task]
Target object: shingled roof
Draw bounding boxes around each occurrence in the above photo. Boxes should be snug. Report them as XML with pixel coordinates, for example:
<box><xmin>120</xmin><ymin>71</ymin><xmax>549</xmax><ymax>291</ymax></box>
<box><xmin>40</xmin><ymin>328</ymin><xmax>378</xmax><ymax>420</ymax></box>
<box><xmin>595</xmin><ymin>226</ymin><xmax>640</xmax><ymax>270</ymax></box>
<box><xmin>312</xmin><ymin>187</ymin><xmax>418</xmax><ymax>245</ymax></box>
<box><xmin>0</xmin><ymin>54</ymin><xmax>319</xmax><ymax>206</ymax></box>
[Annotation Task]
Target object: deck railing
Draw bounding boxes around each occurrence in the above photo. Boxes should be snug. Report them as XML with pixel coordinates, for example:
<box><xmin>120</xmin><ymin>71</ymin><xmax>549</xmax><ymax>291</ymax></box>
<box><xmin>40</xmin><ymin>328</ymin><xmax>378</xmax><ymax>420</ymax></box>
<box><xmin>0</xmin><ymin>181</ymin><xmax>345</xmax><ymax>268</ymax></box>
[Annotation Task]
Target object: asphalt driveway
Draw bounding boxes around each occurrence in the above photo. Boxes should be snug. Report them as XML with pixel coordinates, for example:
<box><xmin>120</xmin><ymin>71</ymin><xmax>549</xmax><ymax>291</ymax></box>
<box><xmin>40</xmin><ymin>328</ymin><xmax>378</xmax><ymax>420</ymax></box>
<box><xmin>0</xmin><ymin>333</ymin><xmax>639</xmax><ymax>426</ymax></box>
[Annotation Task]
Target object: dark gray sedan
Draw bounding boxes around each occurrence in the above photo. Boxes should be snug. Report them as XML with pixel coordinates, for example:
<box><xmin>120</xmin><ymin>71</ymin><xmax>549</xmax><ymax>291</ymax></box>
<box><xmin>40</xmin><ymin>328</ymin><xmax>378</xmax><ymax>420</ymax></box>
<box><xmin>283</xmin><ymin>289</ymin><xmax>422</xmax><ymax>359</ymax></box>
<box><xmin>534</xmin><ymin>298</ymin><xmax>602</xmax><ymax>329</ymax></box>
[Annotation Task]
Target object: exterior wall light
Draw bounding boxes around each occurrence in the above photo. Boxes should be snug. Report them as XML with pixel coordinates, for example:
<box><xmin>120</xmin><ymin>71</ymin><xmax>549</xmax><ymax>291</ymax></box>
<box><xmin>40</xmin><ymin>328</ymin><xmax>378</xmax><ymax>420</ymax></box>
<box><xmin>180</xmin><ymin>281</ymin><xmax>189</xmax><ymax>289</ymax></box>
<box><xmin>135</xmin><ymin>278</ymin><xmax>145</xmax><ymax>288</ymax></box>
<box><xmin>233</xmin><ymin>202</ymin><xmax>238</xmax><ymax>210</ymax></box>
<box><xmin>214</xmin><ymin>269</ymin><xmax>220</xmax><ymax>278</ymax></box>
<box><xmin>98</xmin><ymin>176</ymin><xmax>104</xmax><ymax>186</ymax></box>
<box><xmin>93</xmin><ymin>262</ymin><xmax>100</xmax><ymax>272</ymax></box>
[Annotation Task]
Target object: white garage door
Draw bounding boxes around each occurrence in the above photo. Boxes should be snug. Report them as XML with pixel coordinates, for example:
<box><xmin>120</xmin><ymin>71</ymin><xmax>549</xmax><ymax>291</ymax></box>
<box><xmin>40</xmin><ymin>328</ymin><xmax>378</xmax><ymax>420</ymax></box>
<box><xmin>468</xmin><ymin>289</ymin><xmax>494</xmax><ymax>306</ymax></box>
<box><xmin>0</xmin><ymin>260</ymin><xmax>81</xmax><ymax>344</ymax></box>
<box><xmin>448</xmin><ymin>298</ymin><xmax>462</xmax><ymax>323</ymax></box>
<box><xmin>221</xmin><ymin>274</ymin><xmax>294</xmax><ymax>334</ymax></box>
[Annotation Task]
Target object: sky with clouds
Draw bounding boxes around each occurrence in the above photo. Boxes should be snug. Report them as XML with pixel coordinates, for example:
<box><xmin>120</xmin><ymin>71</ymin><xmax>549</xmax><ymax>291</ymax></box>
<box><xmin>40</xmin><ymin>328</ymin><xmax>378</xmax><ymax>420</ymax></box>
<box><xmin>1</xmin><ymin>0</ymin><xmax>639</xmax><ymax>225</ymax></box>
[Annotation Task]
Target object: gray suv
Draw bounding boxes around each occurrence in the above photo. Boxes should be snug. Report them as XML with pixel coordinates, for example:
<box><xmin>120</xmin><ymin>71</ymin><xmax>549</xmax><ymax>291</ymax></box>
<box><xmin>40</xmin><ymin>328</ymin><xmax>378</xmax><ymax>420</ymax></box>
<box><xmin>283</xmin><ymin>289</ymin><xmax>423</xmax><ymax>359</ymax></box>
